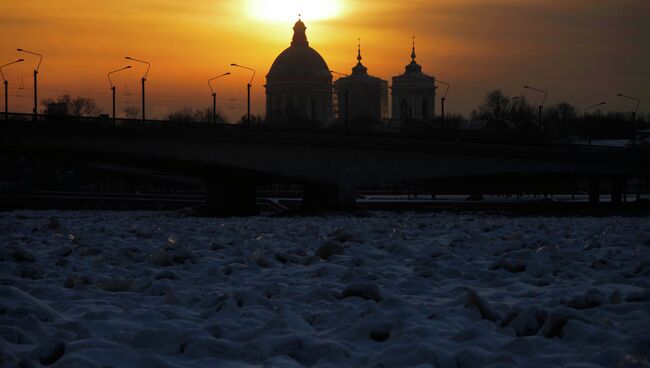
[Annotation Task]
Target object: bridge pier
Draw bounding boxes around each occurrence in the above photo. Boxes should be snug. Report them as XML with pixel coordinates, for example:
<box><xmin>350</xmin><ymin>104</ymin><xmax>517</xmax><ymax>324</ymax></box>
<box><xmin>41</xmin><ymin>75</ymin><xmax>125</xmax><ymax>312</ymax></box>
<box><xmin>205</xmin><ymin>175</ymin><xmax>258</xmax><ymax>216</ymax></box>
<box><xmin>303</xmin><ymin>183</ymin><xmax>356</xmax><ymax>212</ymax></box>
<box><xmin>610</xmin><ymin>177</ymin><xmax>624</xmax><ymax>204</ymax></box>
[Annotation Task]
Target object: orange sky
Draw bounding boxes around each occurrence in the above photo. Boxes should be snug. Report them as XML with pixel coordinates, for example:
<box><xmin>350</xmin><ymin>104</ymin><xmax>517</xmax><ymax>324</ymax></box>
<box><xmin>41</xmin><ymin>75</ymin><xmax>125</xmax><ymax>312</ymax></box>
<box><xmin>1</xmin><ymin>0</ymin><xmax>648</xmax><ymax>120</ymax></box>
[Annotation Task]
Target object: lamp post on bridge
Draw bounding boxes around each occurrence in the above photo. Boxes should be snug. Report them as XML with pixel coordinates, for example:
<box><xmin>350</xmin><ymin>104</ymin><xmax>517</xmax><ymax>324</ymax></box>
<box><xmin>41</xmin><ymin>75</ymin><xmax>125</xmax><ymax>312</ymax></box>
<box><xmin>125</xmin><ymin>56</ymin><xmax>150</xmax><ymax>121</ymax></box>
<box><xmin>17</xmin><ymin>49</ymin><xmax>42</xmax><ymax>121</ymax></box>
<box><xmin>584</xmin><ymin>101</ymin><xmax>606</xmax><ymax>148</ymax></box>
<box><xmin>107</xmin><ymin>65</ymin><xmax>131</xmax><ymax>126</ymax></box>
<box><xmin>208</xmin><ymin>72</ymin><xmax>230</xmax><ymax>127</ymax></box>
<box><xmin>435</xmin><ymin>79</ymin><xmax>450</xmax><ymax>132</ymax></box>
<box><xmin>0</xmin><ymin>58</ymin><xmax>24</xmax><ymax>121</ymax></box>
<box><xmin>230</xmin><ymin>63</ymin><xmax>255</xmax><ymax>125</ymax></box>
<box><xmin>524</xmin><ymin>85</ymin><xmax>547</xmax><ymax>134</ymax></box>
<box><xmin>616</xmin><ymin>93</ymin><xmax>641</xmax><ymax>132</ymax></box>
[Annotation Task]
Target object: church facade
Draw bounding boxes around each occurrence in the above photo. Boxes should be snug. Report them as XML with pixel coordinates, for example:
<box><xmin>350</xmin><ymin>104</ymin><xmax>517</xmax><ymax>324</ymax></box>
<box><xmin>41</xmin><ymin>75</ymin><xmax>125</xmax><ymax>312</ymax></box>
<box><xmin>391</xmin><ymin>41</ymin><xmax>437</xmax><ymax>122</ymax></box>
<box><xmin>264</xmin><ymin>19</ymin><xmax>437</xmax><ymax>125</ymax></box>
<box><xmin>333</xmin><ymin>42</ymin><xmax>388</xmax><ymax>125</ymax></box>
<box><xmin>265</xmin><ymin>19</ymin><xmax>332</xmax><ymax>124</ymax></box>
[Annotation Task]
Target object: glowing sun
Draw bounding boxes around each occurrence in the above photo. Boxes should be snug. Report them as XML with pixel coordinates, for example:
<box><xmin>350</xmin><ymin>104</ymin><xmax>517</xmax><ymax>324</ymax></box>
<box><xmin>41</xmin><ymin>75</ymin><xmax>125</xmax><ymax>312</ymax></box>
<box><xmin>247</xmin><ymin>0</ymin><xmax>344</xmax><ymax>23</ymax></box>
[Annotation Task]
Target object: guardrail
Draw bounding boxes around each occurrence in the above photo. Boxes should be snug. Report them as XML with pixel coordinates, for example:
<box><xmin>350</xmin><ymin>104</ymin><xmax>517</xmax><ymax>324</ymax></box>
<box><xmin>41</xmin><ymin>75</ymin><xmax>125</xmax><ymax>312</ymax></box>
<box><xmin>0</xmin><ymin>111</ymin><xmax>638</xmax><ymax>151</ymax></box>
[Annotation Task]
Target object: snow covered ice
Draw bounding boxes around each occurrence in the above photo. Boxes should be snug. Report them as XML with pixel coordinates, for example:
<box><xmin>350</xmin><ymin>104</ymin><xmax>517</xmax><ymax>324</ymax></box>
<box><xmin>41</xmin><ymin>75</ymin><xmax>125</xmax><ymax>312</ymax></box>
<box><xmin>1</xmin><ymin>210</ymin><xmax>650</xmax><ymax>367</ymax></box>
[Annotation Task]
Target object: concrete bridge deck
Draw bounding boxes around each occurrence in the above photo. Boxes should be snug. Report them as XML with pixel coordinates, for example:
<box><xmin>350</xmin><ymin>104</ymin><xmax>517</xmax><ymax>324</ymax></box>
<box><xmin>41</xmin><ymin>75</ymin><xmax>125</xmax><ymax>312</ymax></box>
<box><xmin>1</xmin><ymin>116</ymin><xmax>648</xmax><ymax>214</ymax></box>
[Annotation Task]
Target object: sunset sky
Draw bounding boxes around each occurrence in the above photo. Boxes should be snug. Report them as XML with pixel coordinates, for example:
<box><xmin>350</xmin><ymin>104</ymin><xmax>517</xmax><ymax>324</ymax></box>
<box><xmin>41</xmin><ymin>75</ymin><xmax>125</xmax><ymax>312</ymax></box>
<box><xmin>1</xmin><ymin>0</ymin><xmax>648</xmax><ymax>121</ymax></box>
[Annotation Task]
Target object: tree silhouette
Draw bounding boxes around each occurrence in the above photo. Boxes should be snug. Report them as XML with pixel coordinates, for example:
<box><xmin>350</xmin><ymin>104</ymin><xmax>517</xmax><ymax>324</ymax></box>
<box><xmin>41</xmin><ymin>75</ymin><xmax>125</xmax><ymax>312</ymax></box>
<box><xmin>544</xmin><ymin>102</ymin><xmax>578</xmax><ymax>138</ymax></box>
<box><xmin>69</xmin><ymin>97</ymin><xmax>101</xmax><ymax>117</ymax></box>
<box><xmin>41</xmin><ymin>94</ymin><xmax>102</xmax><ymax>117</ymax></box>
<box><xmin>238</xmin><ymin>114</ymin><xmax>265</xmax><ymax>125</ymax></box>
<box><xmin>124</xmin><ymin>106</ymin><xmax>140</xmax><ymax>119</ymax></box>
<box><xmin>472</xmin><ymin>90</ymin><xmax>513</xmax><ymax>123</ymax></box>
<box><xmin>168</xmin><ymin>107</ymin><xmax>227</xmax><ymax>123</ymax></box>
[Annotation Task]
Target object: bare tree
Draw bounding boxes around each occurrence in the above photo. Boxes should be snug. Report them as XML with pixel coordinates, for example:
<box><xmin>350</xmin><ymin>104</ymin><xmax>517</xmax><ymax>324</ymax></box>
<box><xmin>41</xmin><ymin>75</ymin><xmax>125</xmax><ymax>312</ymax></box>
<box><xmin>508</xmin><ymin>96</ymin><xmax>536</xmax><ymax>124</ymax></box>
<box><xmin>41</xmin><ymin>94</ymin><xmax>101</xmax><ymax>116</ymax></box>
<box><xmin>69</xmin><ymin>97</ymin><xmax>101</xmax><ymax>116</ymax></box>
<box><xmin>237</xmin><ymin>114</ymin><xmax>265</xmax><ymax>125</ymax></box>
<box><xmin>472</xmin><ymin>90</ymin><xmax>513</xmax><ymax>122</ymax></box>
<box><xmin>168</xmin><ymin>107</ymin><xmax>194</xmax><ymax>122</ymax></box>
<box><xmin>168</xmin><ymin>106</ymin><xmax>228</xmax><ymax>124</ymax></box>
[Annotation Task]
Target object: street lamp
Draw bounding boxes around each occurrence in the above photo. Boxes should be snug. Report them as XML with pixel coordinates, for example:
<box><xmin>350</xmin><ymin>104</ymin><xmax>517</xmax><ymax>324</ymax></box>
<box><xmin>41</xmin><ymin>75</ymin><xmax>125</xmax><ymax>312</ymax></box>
<box><xmin>17</xmin><ymin>48</ymin><xmax>42</xmax><ymax>120</ymax></box>
<box><xmin>435</xmin><ymin>79</ymin><xmax>450</xmax><ymax>131</ymax></box>
<box><xmin>208</xmin><ymin>72</ymin><xmax>230</xmax><ymax>127</ymax></box>
<box><xmin>584</xmin><ymin>101</ymin><xmax>606</xmax><ymax>148</ymax></box>
<box><xmin>0</xmin><ymin>58</ymin><xmax>24</xmax><ymax>120</ymax></box>
<box><xmin>524</xmin><ymin>85</ymin><xmax>547</xmax><ymax>132</ymax></box>
<box><xmin>230</xmin><ymin>63</ymin><xmax>255</xmax><ymax>125</ymax></box>
<box><xmin>616</xmin><ymin>93</ymin><xmax>641</xmax><ymax>129</ymax></box>
<box><xmin>107</xmin><ymin>65</ymin><xmax>131</xmax><ymax>126</ymax></box>
<box><xmin>125</xmin><ymin>56</ymin><xmax>150</xmax><ymax>121</ymax></box>
<box><xmin>584</xmin><ymin>102</ymin><xmax>606</xmax><ymax>115</ymax></box>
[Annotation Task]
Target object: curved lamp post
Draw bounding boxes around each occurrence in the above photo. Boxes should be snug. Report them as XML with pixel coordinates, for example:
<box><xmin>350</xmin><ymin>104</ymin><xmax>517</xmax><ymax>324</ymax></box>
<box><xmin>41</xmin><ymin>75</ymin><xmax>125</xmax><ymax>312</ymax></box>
<box><xmin>17</xmin><ymin>48</ymin><xmax>42</xmax><ymax>120</ymax></box>
<box><xmin>125</xmin><ymin>56</ymin><xmax>150</xmax><ymax>121</ymax></box>
<box><xmin>616</xmin><ymin>93</ymin><xmax>641</xmax><ymax>129</ymax></box>
<box><xmin>524</xmin><ymin>85</ymin><xmax>547</xmax><ymax>131</ymax></box>
<box><xmin>584</xmin><ymin>102</ymin><xmax>606</xmax><ymax>115</ymax></box>
<box><xmin>0</xmin><ymin>58</ymin><xmax>24</xmax><ymax>120</ymax></box>
<box><xmin>435</xmin><ymin>79</ymin><xmax>450</xmax><ymax>131</ymax></box>
<box><xmin>584</xmin><ymin>101</ymin><xmax>606</xmax><ymax>148</ymax></box>
<box><xmin>230</xmin><ymin>63</ymin><xmax>255</xmax><ymax>125</ymax></box>
<box><xmin>108</xmin><ymin>66</ymin><xmax>131</xmax><ymax>126</ymax></box>
<box><xmin>208</xmin><ymin>72</ymin><xmax>230</xmax><ymax>127</ymax></box>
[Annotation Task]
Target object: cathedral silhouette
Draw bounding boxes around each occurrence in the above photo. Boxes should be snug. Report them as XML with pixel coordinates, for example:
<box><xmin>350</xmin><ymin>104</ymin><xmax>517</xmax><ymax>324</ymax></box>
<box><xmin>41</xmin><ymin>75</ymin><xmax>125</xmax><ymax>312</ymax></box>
<box><xmin>265</xmin><ymin>18</ymin><xmax>437</xmax><ymax>126</ymax></box>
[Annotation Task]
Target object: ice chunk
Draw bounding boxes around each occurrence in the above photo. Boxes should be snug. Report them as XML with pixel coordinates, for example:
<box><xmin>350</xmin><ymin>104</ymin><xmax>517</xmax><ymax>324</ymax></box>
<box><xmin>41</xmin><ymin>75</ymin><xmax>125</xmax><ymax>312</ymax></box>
<box><xmin>464</xmin><ymin>288</ymin><xmax>500</xmax><ymax>322</ymax></box>
<box><xmin>341</xmin><ymin>283</ymin><xmax>383</xmax><ymax>302</ymax></box>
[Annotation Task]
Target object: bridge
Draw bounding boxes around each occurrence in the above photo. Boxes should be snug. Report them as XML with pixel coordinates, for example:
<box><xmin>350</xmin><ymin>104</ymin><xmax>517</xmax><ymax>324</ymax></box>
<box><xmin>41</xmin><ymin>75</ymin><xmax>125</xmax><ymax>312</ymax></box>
<box><xmin>1</xmin><ymin>114</ymin><xmax>648</xmax><ymax>214</ymax></box>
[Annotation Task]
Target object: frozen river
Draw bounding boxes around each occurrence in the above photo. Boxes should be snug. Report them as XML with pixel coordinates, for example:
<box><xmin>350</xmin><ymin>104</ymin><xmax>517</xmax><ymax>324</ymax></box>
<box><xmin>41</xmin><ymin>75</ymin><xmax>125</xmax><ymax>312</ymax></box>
<box><xmin>1</xmin><ymin>210</ymin><xmax>649</xmax><ymax>367</ymax></box>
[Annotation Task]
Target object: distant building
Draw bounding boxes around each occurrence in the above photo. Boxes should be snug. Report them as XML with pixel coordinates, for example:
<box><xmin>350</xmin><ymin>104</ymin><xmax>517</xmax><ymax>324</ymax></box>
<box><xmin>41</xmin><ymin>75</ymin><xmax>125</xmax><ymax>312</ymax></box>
<box><xmin>265</xmin><ymin>18</ymin><xmax>332</xmax><ymax>124</ymax></box>
<box><xmin>46</xmin><ymin>103</ymin><xmax>68</xmax><ymax>116</ymax></box>
<box><xmin>334</xmin><ymin>42</ymin><xmax>388</xmax><ymax>126</ymax></box>
<box><xmin>391</xmin><ymin>40</ymin><xmax>437</xmax><ymax>122</ymax></box>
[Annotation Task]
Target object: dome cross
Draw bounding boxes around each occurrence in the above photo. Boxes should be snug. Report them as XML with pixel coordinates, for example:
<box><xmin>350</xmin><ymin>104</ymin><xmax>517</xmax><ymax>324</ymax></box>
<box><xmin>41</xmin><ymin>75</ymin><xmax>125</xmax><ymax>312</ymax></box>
<box><xmin>411</xmin><ymin>35</ymin><xmax>416</xmax><ymax>61</ymax></box>
<box><xmin>357</xmin><ymin>38</ymin><xmax>362</xmax><ymax>63</ymax></box>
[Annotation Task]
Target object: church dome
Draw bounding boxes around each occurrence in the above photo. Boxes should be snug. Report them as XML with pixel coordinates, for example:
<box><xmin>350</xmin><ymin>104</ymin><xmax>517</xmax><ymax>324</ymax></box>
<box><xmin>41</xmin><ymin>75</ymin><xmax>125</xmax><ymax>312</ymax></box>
<box><xmin>267</xmin><ymin>19</ymin><xmax>331</xmax><ymax>80</ymax></box>
<box><xmin>393</xmin><ymin>39</ymin><xmax>435</xmax><ymax>82</ymax></box>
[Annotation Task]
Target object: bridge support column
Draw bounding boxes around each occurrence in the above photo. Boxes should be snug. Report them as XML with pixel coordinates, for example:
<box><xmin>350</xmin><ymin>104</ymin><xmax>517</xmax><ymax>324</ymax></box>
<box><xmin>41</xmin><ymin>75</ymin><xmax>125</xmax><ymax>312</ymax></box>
<box><xmin>588</xmin><ymin>179</ymin><xmax>600</xmax><ymax>204</ymax></box>
<box><xmin>205</xmin><ymin>175</ymin><xmax>257</xmax><ymax>217</ymax></box>
<box><xmin>610</xmin><ymin>178</ymin><xmax>623</xmax><ymax>204</ymax></box>
<box><xmin>303</xmin><ymin>183</ymin><xmax>355</xmax><ymax>212</ymax></box>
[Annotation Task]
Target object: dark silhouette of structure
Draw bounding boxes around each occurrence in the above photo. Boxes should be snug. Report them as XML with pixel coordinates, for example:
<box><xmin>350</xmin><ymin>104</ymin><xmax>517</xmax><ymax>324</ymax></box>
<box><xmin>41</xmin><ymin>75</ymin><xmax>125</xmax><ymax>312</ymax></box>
<box><xmin>266</xmin><ymin>18</ymin><xmax>332</xmax><ymax>124</ymax></box>
<box><xmin>1</xmin><ymin>117</ymin><xmax>647</xmax><ymax>215</ymax></box>
<box><xmin>108</xmin><ymin>66</ymin><xmax>131</xmax><ymax>125</ymax></box>
<box><xmin>208</xmin><ymin>72</ymin><xmax>230</xmax><ymax>126</ymax></box>
<box><xmin>125</xmin><ymin>56</ymin><xmax>150</xmax><ymax>121</ymax></box>
<box><xmin>391</xmin><ymin>38</ymin><xmax>437</xmax><ymax>122</ymax></box>
<box><xmin>1</xmin><ymin>58</ymin><xmax>24</xmax><ymax>120</ymax></box>
<box><xmin>333</xmin><ymin>40</ymin><xmax>388</xmax><ymax>127</ymax></box>
<box><xmin>231</xmin><ymin>64</ymin><xmax>254</xmax><ymax>125</ymax></box>
<box><xmin>16</xmin><ymin>48</ymin><xmax>42</xmax><ymax>120</ymax></box>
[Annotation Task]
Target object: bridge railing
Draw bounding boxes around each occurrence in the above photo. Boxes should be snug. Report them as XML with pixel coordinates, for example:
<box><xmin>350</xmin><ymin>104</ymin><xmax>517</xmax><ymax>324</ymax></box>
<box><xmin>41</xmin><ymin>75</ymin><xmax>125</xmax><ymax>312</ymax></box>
<box><xmin>0</xmin><ymin>111</ymin><xmax>636</xmax><ymax>152</ymax></box>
